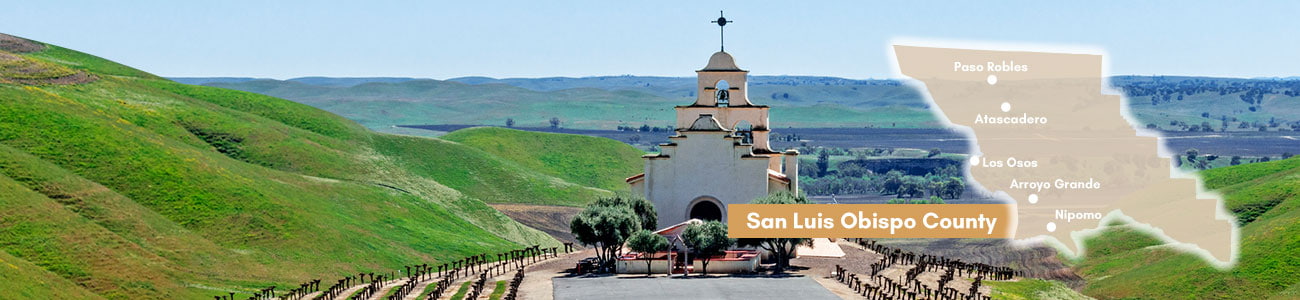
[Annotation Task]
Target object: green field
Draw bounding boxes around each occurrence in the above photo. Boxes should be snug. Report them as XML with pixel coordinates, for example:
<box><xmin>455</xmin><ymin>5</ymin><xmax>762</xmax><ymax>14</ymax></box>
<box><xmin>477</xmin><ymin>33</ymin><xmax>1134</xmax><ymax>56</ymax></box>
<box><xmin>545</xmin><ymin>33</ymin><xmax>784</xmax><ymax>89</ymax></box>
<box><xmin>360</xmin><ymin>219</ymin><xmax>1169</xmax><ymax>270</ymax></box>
<box><xmin>1073</xmin><ymin>156</ymin><xmax>1300</xmax><ymax>298</ymax></box>
<box><xmin>0</xmin><ymin>34</ymin><xmax>638</xmax><ymax>299</ymax></box>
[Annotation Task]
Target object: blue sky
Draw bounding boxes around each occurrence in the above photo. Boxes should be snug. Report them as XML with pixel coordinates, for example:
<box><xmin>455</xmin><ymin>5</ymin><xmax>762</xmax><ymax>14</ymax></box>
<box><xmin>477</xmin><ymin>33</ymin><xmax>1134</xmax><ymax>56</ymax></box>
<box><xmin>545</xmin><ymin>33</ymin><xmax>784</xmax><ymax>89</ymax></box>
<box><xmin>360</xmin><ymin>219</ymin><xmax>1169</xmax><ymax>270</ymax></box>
<box><xmin>8</xmin><ymin>1</ymin><xmax>1297</xmax><ymax>79</ymax></box>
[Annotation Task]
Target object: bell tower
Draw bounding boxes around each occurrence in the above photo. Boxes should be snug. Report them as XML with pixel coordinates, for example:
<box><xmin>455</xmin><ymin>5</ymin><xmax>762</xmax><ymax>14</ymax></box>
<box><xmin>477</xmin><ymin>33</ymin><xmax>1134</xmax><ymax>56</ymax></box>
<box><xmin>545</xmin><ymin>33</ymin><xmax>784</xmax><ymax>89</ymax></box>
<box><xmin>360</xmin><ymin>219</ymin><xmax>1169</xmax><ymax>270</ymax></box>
<box><xmin>626</xmin><ymin>11</ymin><xmax>799</xmax><ymax>228</ymax></box>
<box><xmin>676</xmin><ymin>51</ymin><xmax>772</xmax><ymax>152</ymax></box>
<box><xmin>694</xmin><ymin>52</ymin><xmax>752</xmax><ymax>107</ymax></box>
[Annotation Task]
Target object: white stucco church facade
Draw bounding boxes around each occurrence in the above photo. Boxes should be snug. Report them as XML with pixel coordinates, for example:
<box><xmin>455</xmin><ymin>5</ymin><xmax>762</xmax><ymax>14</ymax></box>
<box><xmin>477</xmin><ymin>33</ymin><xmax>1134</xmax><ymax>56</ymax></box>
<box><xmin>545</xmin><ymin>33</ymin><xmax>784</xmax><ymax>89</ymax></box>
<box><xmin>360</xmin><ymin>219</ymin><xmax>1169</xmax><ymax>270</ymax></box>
<box><xmin>626</xmin><ymin>51</ymin><xmax>799</xmax><ymax>228</ymax></box>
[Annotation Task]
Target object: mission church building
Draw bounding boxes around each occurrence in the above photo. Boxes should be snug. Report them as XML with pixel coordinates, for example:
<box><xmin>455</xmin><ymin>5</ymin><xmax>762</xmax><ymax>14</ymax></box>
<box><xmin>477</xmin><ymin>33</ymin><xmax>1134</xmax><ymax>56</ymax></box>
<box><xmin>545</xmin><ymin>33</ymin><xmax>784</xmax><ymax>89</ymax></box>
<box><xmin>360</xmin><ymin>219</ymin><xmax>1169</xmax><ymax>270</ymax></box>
<box><xmin>626</xmin><ymin>50</ymin><xmax>800</xmax><ymax>228</ymax></box>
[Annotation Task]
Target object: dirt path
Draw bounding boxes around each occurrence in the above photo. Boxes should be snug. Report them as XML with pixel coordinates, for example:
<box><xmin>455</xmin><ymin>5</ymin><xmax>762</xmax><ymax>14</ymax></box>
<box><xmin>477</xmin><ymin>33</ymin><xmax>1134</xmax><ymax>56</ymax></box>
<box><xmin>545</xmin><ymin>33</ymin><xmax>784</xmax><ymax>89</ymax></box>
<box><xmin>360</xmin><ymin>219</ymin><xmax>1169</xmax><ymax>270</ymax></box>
<box><xmin>805</xmin><ymin>274</ymin><xmax>866</xmax><ymax>300</ymax></box>
<box><xmin>489</xmin><ymin>204</ymin><xmax>582</xmax><ymax>244</ymax></box>
<box><xmin>0</xmin><ymin>33</ymin><xmax>45</xmax><ymax>53</ymax></box>
<box><xmin>294</xmin><ymin>291</ymin><xmax>321</xmax><ymax>300</ymax></box>
<box><xmin>514</xmin><ymin>249</ymin><xmax>593</xmax><ymax>300</ymax></box>
<box><xmin>788</xmin><ymin>240</ymin><xmax>885</xmax><ymax>299</ymax></box>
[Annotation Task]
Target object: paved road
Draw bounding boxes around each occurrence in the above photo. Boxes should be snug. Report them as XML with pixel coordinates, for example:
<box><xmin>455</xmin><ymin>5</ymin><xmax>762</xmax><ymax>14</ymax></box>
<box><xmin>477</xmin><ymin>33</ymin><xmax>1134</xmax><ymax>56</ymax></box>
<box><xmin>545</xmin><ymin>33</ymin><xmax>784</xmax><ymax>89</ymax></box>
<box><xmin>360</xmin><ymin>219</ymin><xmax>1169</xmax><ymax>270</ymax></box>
<box><xmin>553</xmin><ymin>276</ymin><xmax>839</xmax><ymax>300</ymax></box>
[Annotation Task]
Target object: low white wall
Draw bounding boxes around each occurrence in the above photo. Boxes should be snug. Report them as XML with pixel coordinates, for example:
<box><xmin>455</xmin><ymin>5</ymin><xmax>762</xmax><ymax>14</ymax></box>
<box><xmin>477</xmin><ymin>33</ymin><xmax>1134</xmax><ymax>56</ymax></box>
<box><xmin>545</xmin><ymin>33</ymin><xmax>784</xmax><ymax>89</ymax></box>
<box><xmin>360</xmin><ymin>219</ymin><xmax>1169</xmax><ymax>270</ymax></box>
<box><xmin>616</xmin><ymin>259</ymin><xmax>671</xmax><ymax>274</ymax></box>
<box><xmin>616</xmin><ymin>257</ymin><xmax>759</xmax><ymax>274</ymax></box>
<box><xmin>693</xmin><ymin>258</ymin><xmax>759</xmax><ymax>273</ymax></box>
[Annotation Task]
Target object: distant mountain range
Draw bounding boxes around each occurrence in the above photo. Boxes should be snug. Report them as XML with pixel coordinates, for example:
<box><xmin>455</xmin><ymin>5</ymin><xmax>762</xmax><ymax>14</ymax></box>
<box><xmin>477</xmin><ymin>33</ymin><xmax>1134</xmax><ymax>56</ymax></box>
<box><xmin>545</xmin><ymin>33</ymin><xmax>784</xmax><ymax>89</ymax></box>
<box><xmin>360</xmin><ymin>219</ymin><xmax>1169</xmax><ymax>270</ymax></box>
<box><xmin>172</xmin><ymin>76</ymin><xmax>422</xmax><ymax>87</ymax></box>
<box><xmin>1251</xmin><ymin>76</ymin><xmax>1300</xmax><ymax>80</ymax></box>
<box><xmin>171</xmin><ymin>75</ymin><xmax>917</xmax><ymax>103</ymax></box>
<box><xmin>169</xmin><ymin>75</ymin><xmax>1300</xmax><ymax>133</ymax></box>
<box><xmin>172</xmin><ymin>75</ymin><xmax>940</xmax><ymax>131</ymax></box>
<box><xmin>171</xmin><ymin>75</ymin><xmax>1300</xmax><ymax>90</ymax></box>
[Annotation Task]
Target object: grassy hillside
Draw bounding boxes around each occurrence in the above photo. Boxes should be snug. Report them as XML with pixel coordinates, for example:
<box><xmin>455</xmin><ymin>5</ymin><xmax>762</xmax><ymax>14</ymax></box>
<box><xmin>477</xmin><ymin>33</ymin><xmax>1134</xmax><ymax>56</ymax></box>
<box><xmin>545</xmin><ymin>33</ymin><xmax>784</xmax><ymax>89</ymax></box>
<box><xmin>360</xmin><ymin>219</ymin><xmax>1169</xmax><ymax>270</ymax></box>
<box><xmin>1073</xmin><ymin>156</ymin><xmax>1300</xmax><ymax>298</ymax></box>
<box><xmin>0</xmin><ymin>248</ymin><xmax>103</xmax><ymax>300</ymax></box>
<box><xmin>369</xmin><ymin>133</ymin><xmax>610</xmax><ymax>207</ymax></box>
<box><xmin>441</xmin><ymin>127</ymin><xmax>643</xmax><ymax>191</ymax></box>
<box><xmin>0</xmin><ymin>33</ymin><xmax>602</xmax><ymax>299</ymax></box>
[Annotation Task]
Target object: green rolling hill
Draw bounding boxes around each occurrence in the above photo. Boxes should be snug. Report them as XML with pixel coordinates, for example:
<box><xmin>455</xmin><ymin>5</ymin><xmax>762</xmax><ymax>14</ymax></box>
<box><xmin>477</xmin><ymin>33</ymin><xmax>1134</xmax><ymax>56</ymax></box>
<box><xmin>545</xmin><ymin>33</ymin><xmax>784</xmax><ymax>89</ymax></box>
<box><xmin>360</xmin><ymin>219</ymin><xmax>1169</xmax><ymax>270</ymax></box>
<box><xmin>441</xmin><ymin>127</ymin><xmax>645</xmax><ymax>191</ymax></box>
<box><xmin>0</xmin><ymin>247</ymin><xmax>104</xmax><ymax>299</ymax></box>
<box><xmin>0</xmin><ymin>33</ymin><xmax>637</xmax><ymax>299</ymax></box>
<box><xmin>1073</xmin><ymin>156</ymin><xmax>1300</xmax><ymax>298</ymax></box>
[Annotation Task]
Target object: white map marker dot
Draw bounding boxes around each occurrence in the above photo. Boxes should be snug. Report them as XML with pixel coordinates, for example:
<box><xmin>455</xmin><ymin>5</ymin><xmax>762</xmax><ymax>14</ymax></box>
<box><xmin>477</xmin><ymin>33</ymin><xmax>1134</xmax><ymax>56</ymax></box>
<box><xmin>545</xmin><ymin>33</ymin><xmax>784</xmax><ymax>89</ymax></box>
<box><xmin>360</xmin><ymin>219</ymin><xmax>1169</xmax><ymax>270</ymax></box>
<box><xmin>1028</xmin><ymin>194</ymin><xmax>1038</xmax><ymax>204</ymax></box>
<box><xmin>987</xmin><ymin>74</ymin><xmax>998</xmax><ymax>85</ymax></box>
<box><xmin>969</xmin><ymin>155</ymin><xmax>980</xmax><ymax>166</ymax></box>
<box><xmin>1046</xmin><ymin>222</ymin><xmax>1057</xmax><ymax>232</ymax></box>
<box><xmin>1001</xmin><ymin>102</ymin><xmax>1011</xmax><ymax>112</ymax></box>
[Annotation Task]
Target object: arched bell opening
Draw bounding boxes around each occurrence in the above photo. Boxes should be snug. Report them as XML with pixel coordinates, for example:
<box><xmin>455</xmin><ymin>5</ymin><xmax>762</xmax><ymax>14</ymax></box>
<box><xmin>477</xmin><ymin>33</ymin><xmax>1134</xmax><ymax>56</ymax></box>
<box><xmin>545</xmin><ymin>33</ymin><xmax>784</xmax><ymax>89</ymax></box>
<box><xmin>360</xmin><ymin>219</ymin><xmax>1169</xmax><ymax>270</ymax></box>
<box><xmin>714</xmin><ymin>80</ymin><xmax>730</xmax><ymax>107</ymax></box>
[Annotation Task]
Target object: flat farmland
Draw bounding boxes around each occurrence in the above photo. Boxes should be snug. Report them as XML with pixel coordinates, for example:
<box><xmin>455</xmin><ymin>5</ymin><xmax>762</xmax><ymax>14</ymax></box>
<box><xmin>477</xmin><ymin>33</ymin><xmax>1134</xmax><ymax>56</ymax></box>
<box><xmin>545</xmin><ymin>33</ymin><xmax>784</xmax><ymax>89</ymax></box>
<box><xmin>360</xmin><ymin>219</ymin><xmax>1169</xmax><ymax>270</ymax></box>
<box><xmin>1159</xmin><ymin>130</ymin><xmax>1300</xmax><ymax>156</ymax></box>
<box><xmin>401</xmin><ymin>125</ymin><xmax>1297</xmax><ymax>158</ymax></box>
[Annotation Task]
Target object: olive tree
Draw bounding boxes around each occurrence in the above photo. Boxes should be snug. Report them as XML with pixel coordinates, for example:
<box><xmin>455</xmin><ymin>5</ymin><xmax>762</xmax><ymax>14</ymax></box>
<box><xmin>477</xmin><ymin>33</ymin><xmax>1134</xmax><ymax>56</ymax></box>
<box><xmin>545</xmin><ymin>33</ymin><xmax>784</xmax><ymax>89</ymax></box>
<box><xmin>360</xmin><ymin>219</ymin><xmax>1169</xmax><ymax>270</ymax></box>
<box><xmin>736</xmin><ymin>191</ymin><xmax>813</xmax><ymax>273</ymax></box>
<box><xmin>682</xmin><ymin>221</ymin><xmax>733</xmax><ymax>276</ymax></box>
<box><xmin>591</xmin><ymin>194</ymin><xmax>658</xmax><ymax>230</ymax></box>
<box><xmin>626</xmin><ymin>230</ymin><xmax>668</xmax><ymax>276</ymax></box>
<box><xmin>570</xmin><ymin>205</ymin><xmax>639</xmax><ymax>271</ymax></box>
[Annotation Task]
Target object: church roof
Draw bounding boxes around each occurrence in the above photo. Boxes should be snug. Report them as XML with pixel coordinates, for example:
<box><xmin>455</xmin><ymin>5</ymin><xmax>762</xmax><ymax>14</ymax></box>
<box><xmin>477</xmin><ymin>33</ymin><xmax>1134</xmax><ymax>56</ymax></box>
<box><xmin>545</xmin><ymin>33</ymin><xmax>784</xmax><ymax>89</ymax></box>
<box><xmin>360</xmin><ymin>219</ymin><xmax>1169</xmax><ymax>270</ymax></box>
<box><xmin>653</xmin><ymin>219</ymin><xmax>705</xmax><ymax>236</ymax></box>
<box><xmin>700</xmin><ymin>51</ymin><xmax>745</xmax><ymax>71</ymax></box>
<box><xmin>687</xmin><ymin>114</ymin><xmax>728</xmax><ymax>131</ymax></box>
<box><xmin>767</xmin><ymin>169</ymin><xmax>790</xmax><ymax>183</ymax></box>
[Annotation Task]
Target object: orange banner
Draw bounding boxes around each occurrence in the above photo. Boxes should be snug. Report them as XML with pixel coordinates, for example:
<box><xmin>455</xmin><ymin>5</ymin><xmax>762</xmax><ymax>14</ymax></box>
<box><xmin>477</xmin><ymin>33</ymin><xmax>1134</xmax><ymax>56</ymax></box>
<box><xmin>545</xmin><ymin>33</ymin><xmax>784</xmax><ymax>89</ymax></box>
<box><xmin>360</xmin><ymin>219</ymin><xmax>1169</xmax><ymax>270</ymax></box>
<box><xmin>726</xmin><ymin>204</ymin><xmax>1015</xmax><ymax>238</ymax></box>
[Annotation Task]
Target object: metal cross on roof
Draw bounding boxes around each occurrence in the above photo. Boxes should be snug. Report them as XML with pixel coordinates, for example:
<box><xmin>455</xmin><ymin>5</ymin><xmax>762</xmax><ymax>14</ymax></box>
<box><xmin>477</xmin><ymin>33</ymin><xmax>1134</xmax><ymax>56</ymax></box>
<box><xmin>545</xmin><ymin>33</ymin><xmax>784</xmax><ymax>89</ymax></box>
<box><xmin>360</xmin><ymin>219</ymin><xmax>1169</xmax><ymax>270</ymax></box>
<box><xmin>711</xmin><ymin>11</ymin><xmax>732</xmax><ymax>52</ymax></box>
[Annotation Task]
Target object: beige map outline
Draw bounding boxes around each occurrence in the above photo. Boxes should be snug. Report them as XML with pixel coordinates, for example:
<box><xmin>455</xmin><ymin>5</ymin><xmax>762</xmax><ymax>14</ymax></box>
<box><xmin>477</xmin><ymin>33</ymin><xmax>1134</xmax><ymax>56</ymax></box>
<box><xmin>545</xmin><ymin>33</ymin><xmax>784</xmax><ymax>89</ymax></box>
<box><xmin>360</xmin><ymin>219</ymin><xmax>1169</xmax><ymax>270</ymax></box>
<box><xmin>890</xmin><ymin>42</ymin><xmax>1239</xmax><ymax>268</ymax></box>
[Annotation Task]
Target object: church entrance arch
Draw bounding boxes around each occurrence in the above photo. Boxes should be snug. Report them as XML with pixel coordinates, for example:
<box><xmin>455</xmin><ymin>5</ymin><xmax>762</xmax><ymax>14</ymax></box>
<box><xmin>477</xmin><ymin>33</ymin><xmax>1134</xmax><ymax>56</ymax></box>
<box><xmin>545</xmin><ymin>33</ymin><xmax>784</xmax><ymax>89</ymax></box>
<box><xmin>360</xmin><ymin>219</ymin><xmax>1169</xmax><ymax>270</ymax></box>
<box><xmin>687</xmin><ymin>196</ymin><xmax>724</xmax><ymax>221</ymax></box>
